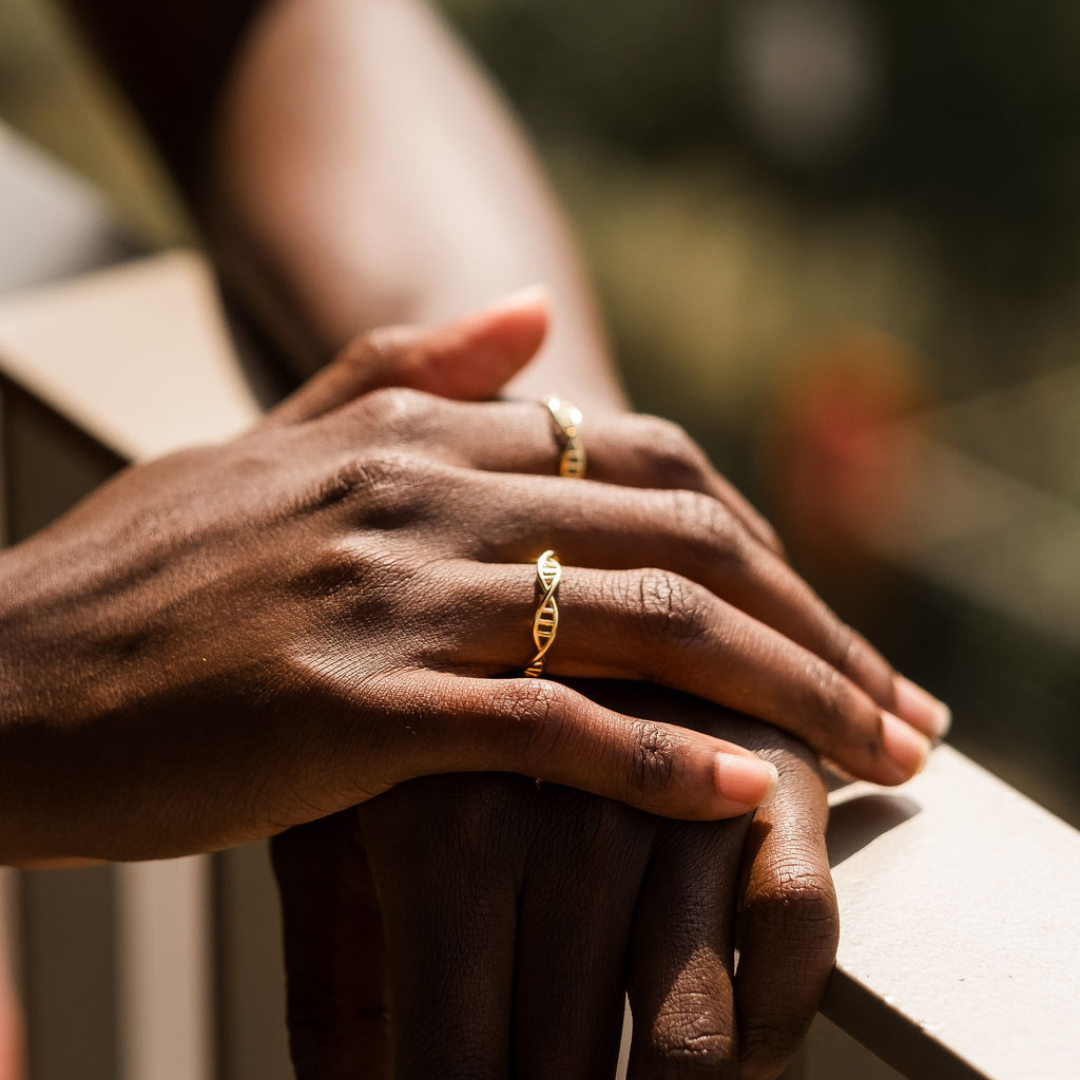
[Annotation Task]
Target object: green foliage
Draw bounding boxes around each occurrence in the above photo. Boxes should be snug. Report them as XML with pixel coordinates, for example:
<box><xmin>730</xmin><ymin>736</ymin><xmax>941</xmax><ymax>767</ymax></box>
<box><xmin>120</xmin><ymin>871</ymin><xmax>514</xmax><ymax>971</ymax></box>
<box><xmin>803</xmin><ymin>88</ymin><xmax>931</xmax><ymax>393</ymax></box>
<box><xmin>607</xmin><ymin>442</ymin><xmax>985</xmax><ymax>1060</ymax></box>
<box><xmin>442</xmin><ymin>0</ymin><xmax>1080</xmax><ymax>284</ymax></box>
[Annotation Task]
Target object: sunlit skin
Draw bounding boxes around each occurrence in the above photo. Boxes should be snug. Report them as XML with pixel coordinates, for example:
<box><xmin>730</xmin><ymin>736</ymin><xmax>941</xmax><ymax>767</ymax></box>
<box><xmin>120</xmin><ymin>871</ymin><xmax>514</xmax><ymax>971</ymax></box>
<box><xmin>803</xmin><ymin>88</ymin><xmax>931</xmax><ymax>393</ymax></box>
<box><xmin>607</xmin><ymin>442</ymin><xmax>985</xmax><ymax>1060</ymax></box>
<box><xmin>9</xmin><ymin>0</ymin><xmax>953</xmax><ymax>1076</ymax></box>
<box><xmin>276</xmin><ymin>683</ymin><xmax>839</xmax><ymax>1080</ymax></box>
<box><xmin>0</xmin><ymin>299</ymin><xmax>934</xmax><ymax>861</ymax></box>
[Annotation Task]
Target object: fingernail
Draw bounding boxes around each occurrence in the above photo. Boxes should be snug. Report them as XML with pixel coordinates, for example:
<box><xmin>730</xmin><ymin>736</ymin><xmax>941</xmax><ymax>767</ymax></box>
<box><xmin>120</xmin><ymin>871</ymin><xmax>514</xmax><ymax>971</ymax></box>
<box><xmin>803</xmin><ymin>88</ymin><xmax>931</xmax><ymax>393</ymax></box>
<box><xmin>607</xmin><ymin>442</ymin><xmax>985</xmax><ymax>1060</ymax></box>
<box><xmin>881</xmin><ymin>711</ymin><xmax>931</xmax><ymax>778</ymax></box>
<box><xmin>715</xmin><ymin>753</ymin><xmax>779</xmax><ymax>808</ymax></box>
<box><xmin>484</xmin><ymin>283</ymin><xmax>550</xmax><ymax>313</ymax></box>
<box><xmin>893</xmin><ymin>675</ymin><xmax>952</xmax><ymax>738</ymax></box>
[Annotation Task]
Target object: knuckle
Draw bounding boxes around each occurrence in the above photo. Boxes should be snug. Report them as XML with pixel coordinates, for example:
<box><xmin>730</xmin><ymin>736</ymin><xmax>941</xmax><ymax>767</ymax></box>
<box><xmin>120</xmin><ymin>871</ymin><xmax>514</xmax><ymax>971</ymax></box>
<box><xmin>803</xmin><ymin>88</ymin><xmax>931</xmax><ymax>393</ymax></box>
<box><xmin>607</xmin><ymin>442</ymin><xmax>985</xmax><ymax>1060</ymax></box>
<box><xmin>303</xmin><ymin>540</ymin><xmax>369</xmax><ymax>598</ymax></box>
<box><xmin>505</xmin><ymin>679</ymin><xmax>578</xmax><ymax>758</ymax></box>
<box><xmin>627</xmin><ymin>719</ymin><xmax>680</xmax><ymax>797</ymax></box>
<box><xmin>304</xmin><ymin>458</ymin><xmax>371</xmax><ymax>511</ymax></box>
<box><xmin>738</xmin><ymin>1022</ymin><xmax>808</xmax><ymax>1079</ymax></box>
<box><xmin>359</xmin><ymin>324</ymin><xmax>409</xmax><ymax>360</ymax></box>
<box><xmin>331</xmin><ymin>326</ymin><xmax>408</xmax><ymax>387</ymax></box>
<box><xmin>825</xmin><ymin>620</ymin><xmax>859</xmax><ymax>677</ymax></box>
<box><xmin>360</xmin><ymin>383</ymin><xmax>437</xmax><ymax>428</ymax></box>
<box><xmin>835</xmin><ymin>624</ymin><xmax>897</xmax><ymax>705</ymax></box>
<box><xmin>744</xmin><ymin>872</ymin><xmax>839</xmax><ymax>945</ymax></box>
<box><xmin>756</xmin><ymin>516</ymin><xmax>787</xmax><ymax>558</ymax></box>
<box><xmin>308</xmin><ymin>451</ymin><xmax>435</xmax><ymax>521</ymax></box>
<box><xmin>633</xmin><ymin>414</ymin><xmax>710</xmax><ymax>487</ymax></box>
<box><xmin>798</xmin><ymin>663</ymin><xmax>860</xmax><ymax>738</ymax></box>
<box><xmin>635</xmin><ymin>570</ymin><xmax>713</xmax><ymax>647</ymax></box>
<box><xmin>306</xmin><ymin>540</ymin><xmax>420</xmax><ymax>606</ymax></box>
<box><xmin>666</xmin><ymin>488</ymin><xmax>743</xmax><ymax>567</ymax></box>
<box><xmin>636</xmin><ymin>1014</ymin><xmax>738</xmax><ymax>1078</ymax></box>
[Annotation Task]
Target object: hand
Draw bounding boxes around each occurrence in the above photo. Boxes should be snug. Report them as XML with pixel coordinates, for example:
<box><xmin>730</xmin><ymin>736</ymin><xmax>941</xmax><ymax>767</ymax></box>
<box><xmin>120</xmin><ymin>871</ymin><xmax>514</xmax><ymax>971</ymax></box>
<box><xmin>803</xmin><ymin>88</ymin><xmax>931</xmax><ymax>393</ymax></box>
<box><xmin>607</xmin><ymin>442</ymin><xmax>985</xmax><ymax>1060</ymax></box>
<box><xmin>273</xmin><ymin>682</ymin><xmax>838</xmax><ymax>1080</ymax></box>
<box><xmin>0</xmin><ymin>292</ymin><xmax>763</xmax><ymax>863</ymax></box>
<box><xmin>0</xmin><ymin>290</ymin><xmax>940</xmax><ymax>863</ymax></box>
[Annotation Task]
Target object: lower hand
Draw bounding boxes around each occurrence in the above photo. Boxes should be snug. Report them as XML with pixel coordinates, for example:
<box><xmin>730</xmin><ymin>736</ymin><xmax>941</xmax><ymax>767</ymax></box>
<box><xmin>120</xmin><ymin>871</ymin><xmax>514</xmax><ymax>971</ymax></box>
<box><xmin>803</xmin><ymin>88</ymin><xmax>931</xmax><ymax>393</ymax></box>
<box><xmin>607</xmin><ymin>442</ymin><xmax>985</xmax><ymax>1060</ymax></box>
<box><xmin>273</xmin><ymin>682</ymin><xmax>837</xmax><ymax>1080</ymax></box>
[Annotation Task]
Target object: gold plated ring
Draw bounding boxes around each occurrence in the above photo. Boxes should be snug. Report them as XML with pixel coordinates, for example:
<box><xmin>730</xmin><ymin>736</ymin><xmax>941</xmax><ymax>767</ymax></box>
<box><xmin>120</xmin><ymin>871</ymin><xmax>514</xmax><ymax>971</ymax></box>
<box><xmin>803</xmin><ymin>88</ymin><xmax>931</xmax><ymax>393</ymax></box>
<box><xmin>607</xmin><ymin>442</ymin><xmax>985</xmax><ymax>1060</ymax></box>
<box><xmin>524</xmin><ymin>550</ymin><xmax>562</xmax><ymax>678</ymax></box>
<box><xmin>542</xmin><ymin>395</ymin><xmax>587</xmax><ymax>479</ymax></box>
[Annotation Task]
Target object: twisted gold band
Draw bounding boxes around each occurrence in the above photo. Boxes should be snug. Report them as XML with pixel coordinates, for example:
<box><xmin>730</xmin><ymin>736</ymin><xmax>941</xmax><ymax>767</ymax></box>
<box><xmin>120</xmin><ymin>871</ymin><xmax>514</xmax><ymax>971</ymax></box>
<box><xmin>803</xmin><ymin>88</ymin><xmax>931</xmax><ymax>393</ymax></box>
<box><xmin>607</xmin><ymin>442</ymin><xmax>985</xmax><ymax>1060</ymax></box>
<box><xmin>524</xmin><ymin>549</ymin><xmax>562</xmax><ymax>678</ymax></box>
<box><xmin>542</xmin><ymin>395</ymin><xmax>587</xmax><ymax>479</ymax></box>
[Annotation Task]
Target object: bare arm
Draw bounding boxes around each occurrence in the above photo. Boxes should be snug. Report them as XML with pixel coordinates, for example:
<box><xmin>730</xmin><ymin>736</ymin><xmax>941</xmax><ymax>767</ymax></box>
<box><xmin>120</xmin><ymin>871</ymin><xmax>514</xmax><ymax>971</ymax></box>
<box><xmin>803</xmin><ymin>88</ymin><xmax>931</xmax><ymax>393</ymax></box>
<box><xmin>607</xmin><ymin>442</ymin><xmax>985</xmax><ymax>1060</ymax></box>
<box><xmin>60</xmin><ymin>0</ymin><xmax>626</xmax><ymax>409</ymax></box>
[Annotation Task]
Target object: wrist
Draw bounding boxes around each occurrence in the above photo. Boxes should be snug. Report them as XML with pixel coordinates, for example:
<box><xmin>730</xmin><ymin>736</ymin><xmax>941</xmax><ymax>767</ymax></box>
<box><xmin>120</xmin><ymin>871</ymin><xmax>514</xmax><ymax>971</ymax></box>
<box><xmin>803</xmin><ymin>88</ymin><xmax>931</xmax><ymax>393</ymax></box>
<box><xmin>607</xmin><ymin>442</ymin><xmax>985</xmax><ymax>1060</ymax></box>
<box><xmin>0</xmin><ymin>547</ymin><xmax>35</xmax><ymax>726</ymax></box>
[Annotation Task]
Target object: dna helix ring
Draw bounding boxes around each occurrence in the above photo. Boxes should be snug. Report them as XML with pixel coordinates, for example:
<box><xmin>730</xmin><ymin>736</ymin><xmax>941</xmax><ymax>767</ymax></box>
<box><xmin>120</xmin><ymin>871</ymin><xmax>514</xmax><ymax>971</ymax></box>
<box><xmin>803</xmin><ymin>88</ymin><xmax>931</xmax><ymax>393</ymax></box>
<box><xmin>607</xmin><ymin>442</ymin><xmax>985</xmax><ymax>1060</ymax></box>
<box><xmin>542</xmin><ymin>395</ymin><xmax>587</xmax><ymax>479</ymax></box>
<box><xmin>524</xmin><ymin>549</ymin><xmax>562</xmax><ymax>678</ymax></box>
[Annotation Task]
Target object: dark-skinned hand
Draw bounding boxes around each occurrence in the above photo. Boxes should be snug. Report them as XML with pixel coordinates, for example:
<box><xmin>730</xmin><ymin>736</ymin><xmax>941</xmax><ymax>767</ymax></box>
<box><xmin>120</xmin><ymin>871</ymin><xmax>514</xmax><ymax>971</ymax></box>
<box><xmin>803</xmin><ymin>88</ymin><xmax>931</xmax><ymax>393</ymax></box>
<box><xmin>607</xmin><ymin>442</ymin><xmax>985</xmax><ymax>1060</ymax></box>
<box><xmin>273</xmin><ymin>682</ymin><xmax>838</xmax><ymax>1080</ymax></box>
<box><xmin>0</xmin><ymin>291</ymin><xmax>942</xmax><ymax>864</ymax></box>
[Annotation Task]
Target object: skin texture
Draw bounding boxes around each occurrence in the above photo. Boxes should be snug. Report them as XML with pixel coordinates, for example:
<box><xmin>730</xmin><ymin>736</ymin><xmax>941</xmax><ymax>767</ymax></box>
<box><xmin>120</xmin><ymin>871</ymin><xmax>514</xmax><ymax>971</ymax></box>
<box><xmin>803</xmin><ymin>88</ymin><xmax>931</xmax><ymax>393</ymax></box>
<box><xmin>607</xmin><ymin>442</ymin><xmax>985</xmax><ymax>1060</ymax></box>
<box><xmin>45</xmin><ymin>0</ymin><xmax>950</xmax><ymax>1071</ymax></box>
<box><xmin>273</xmin><ymin>684</ymin><xmax>838</xmax><ymax>1080</ymax></box>
<box><xmin>258</xmin><ymin>310</ymin><xmax>902</xmax><ymax>1080</ymax></box>
<box><xmin>201</xmin><ymin>0</ymin><xmax>623</xmax><ymax>404</ymax></box>
<box><xmin>0</xmin><ymin>297</ymin><xmax>934</xmax><ymax>865</ymax></box>
<box><xmin>62</xmin><ymin>0</ymin><xmax>626</xmax><ymax>407</ymax></box>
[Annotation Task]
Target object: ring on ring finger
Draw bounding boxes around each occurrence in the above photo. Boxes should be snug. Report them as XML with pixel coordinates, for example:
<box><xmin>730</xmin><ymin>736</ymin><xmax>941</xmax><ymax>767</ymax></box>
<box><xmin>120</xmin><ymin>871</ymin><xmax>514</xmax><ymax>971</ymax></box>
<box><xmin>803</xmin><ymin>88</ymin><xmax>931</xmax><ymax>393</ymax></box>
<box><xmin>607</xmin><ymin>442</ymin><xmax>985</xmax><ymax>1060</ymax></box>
<box><xmin>524</xmin><ymin>549</ymin><xmax>562</xmax><ymax>678</ymax></box>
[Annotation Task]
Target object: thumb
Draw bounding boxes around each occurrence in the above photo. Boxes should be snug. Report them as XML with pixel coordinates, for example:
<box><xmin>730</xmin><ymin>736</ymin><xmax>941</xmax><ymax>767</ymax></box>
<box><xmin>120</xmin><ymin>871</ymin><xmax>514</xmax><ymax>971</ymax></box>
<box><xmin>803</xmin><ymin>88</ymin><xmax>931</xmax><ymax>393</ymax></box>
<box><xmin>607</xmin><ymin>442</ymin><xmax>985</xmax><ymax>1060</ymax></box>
<box><xmin>264</xmin><ymin>285</ymin><xmax>550</xmax><ymax>427</ymax></box>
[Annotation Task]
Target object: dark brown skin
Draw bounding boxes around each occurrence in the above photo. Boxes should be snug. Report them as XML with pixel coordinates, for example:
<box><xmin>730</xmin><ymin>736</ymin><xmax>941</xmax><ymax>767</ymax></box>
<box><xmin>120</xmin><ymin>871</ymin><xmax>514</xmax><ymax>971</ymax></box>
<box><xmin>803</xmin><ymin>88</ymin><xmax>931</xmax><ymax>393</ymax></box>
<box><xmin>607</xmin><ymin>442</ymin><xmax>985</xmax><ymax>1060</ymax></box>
<box><xmin>0</xmin><ymin>298</ymin><xmax>931</xmax><ymax>864</ymax></box>
<box><xmin>273</xmin><ymin>686</ymin><xmax>838</xmax><ymax>1080</ymax></box>
<box><xmin>42</xmin><ymin>0</ymin><xmax>948</xmax><ymax>1072</ymax></box>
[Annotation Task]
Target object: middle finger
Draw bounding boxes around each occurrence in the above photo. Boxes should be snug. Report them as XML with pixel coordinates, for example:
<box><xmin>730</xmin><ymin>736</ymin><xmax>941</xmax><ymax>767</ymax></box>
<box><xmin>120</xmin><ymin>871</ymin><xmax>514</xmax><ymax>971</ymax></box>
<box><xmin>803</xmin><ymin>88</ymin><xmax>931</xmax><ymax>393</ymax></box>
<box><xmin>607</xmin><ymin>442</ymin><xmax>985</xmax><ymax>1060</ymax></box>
<box><xmin>440</xmin><ymin>468</ymin><xmax>945</xmax><ymax>739</ymax></box>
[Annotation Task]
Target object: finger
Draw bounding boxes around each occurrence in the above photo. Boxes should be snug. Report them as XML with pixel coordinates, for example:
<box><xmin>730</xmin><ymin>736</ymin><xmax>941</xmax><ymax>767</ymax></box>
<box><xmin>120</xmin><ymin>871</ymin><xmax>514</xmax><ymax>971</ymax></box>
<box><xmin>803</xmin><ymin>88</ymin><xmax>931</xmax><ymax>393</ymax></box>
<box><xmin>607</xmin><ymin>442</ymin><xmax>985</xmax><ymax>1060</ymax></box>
<box><xmin>263</xmin><ymin>285</ymin><xmax>549</xmax><ymax>427</ymax></box>
<box><xmin>734</xmin><ymin>737</ymin><xmax>838</xmax><ymax>1080</ymax></box>
<box><xmin>511</xmin><ymin>787</ymin><xmax>654</xmax><ymax>1080</ymax></box>
<box><xmin>397</xmin><ymin>398</ymin><xmax>785</xmax><ymax>555</ymax></box>
<box><xmin>429</xmin><ymin>562</ymin><xmax>931</xmax><ymax>784</ymax></box>
<box><xmin>358</xmin><ymin>775</ymin><xmax>523</xmax><ymax>1080</ymax></box>
<box><xmin>378</xmin><ymin>674</ymin><xmax>780</xmax><ymax>822</ymax></box>
<box><xmin>563</xmin><ymin>412</ymin><xmax>785</xmax><ymax>558</ymax></box>
<box><xmin>458</xmin><ymin>470</ymin><xmax>947</xmax><ymax>737</ymax></box>
<box><xmin>270</xmin><ymin>813</ymin><xmax>390</xmax><ymax>1080</ymax></box>
<box><xmin>625</xmin><ymin>815</ymin><xmax>751</xmax><ymax>1080</ymax></box>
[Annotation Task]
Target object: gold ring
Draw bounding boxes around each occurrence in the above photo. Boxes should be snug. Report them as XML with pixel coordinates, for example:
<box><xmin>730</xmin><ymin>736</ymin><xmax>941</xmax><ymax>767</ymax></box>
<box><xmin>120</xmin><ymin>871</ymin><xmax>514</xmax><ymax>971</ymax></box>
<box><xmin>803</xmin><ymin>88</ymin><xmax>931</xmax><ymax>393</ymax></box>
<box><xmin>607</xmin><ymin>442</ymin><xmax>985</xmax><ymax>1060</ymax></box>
<box><xmin>524</xmin><ymin>550</ymin><xmax>562</xmax><ymax>678</ymax></box>
<box><xmin>542</xmin><ymin>395</ymin><xmax>587</xmax><ymax>479</ymax></box>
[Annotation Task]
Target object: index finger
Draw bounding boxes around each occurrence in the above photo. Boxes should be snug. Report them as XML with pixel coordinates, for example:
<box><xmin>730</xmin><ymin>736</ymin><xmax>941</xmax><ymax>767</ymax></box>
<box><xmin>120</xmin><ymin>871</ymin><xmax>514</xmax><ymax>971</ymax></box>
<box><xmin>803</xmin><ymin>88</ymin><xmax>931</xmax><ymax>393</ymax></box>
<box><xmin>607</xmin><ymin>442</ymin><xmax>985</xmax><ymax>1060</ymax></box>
<box><xmin>625</xmin><ymin>814</ymin><xmax>751</xmax><ymax>1080</ymax></box>
<box><xmin>734</xmin><ymin>735</ymin><xmax>838</xmax><ymax>1080</ymax></box>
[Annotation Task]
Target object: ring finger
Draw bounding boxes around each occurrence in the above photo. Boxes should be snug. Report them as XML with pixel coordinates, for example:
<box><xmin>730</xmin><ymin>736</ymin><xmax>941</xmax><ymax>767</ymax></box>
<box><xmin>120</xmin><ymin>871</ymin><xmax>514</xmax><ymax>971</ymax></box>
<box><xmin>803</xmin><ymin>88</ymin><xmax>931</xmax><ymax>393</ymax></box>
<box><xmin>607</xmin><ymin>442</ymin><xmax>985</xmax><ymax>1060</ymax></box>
<box><xmin>423</xmin><ymin>465</ymin><xmax>947</xmax><ymax>739</ymax></box>
<box><xmin>430</xmin><ymin>561</ymin><xmax>930</xmax><ymax>785</ymax></box>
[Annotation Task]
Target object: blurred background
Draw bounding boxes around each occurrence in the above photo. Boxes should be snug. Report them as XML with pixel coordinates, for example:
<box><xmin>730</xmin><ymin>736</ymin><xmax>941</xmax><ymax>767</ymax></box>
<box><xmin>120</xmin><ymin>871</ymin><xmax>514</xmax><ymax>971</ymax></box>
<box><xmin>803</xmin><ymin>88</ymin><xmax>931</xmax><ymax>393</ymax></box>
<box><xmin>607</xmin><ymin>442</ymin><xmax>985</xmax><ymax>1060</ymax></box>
<box><xmin>1</xmin><ymin>0</ymin><xmax>1077</xmax><ymax>812</ymax></box>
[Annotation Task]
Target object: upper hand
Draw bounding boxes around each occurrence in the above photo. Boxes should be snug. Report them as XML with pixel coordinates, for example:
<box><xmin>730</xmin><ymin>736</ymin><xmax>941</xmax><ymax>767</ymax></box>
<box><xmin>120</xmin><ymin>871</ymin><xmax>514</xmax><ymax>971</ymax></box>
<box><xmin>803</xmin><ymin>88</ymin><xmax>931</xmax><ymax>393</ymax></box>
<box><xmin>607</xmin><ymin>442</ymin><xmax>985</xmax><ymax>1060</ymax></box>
<box><xmin>0</xmin><ymin>291</ymin><xmax>942</xmax><ymax>862</ymax></box>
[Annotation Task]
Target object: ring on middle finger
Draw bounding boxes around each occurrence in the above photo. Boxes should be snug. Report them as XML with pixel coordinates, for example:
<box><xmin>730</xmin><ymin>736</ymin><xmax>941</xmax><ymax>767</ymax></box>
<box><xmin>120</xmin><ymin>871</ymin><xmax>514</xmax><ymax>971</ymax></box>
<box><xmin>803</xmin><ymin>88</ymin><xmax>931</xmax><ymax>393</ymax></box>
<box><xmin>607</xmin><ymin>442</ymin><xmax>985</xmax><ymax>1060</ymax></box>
<box><xmin>542</xmin><ymin>395</ymin><xmax>587</xmax><ymax>479</ymax></box>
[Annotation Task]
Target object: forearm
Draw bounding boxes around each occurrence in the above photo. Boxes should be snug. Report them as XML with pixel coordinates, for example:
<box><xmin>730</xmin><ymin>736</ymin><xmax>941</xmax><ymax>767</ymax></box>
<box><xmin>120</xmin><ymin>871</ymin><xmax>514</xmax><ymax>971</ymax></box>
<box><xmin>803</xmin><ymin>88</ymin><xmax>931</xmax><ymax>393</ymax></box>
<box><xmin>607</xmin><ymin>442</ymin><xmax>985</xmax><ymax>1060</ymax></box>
<box><xmin>204</xmin><ymin>0</ymin><xmax>625</xmax><ymax>410</ymax></box>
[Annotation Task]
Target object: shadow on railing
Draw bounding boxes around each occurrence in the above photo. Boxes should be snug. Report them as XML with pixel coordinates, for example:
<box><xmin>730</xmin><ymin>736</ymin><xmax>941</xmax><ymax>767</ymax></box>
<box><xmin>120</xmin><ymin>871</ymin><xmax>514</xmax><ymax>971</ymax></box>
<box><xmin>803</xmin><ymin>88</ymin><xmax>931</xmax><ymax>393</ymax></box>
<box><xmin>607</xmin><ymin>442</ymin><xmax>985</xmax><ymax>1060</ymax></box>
<box><xmin>827</xmin><ymin>793</ymin><xmax>921</xmax><ymax>868</ymax></box>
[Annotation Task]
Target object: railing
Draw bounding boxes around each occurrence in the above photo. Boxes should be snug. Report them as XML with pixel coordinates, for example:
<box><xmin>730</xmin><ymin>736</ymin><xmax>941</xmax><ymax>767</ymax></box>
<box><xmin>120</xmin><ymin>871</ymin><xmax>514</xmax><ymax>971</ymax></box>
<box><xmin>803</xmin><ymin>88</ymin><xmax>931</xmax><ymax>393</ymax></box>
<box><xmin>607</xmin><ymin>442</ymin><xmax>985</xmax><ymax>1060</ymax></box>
<box><xmin>2</xmin><ymin>129</ymin><xmax>1078</xmax><ymax>1080</ymax></box>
